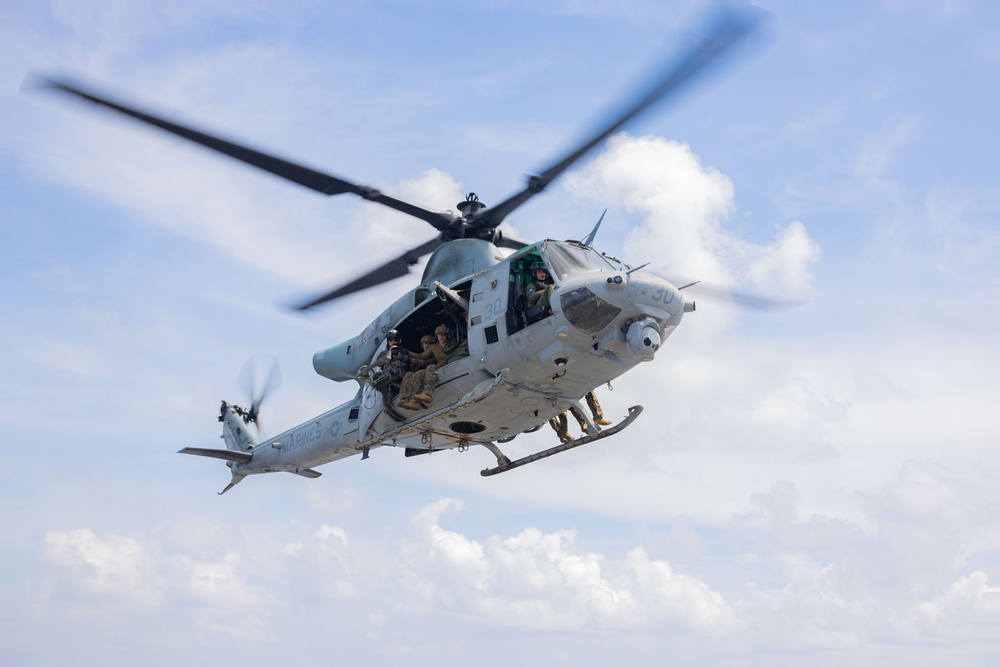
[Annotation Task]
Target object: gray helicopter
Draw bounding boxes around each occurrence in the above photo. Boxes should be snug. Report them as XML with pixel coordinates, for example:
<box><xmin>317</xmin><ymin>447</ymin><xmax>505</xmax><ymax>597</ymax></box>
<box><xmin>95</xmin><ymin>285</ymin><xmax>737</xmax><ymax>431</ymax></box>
<box><xmin>33</xmin><ymin>8</ymin><xmax>767</xmax><ymax>494</ymax></box>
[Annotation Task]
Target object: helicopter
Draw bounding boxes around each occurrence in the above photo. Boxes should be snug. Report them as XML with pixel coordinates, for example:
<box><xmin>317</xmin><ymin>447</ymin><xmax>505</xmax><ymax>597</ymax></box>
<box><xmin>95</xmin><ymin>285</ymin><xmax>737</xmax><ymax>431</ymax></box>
<box><xmin>32</xmin><ymin>8</ymin><xmax>765</xmax><ymax>494</ymax></box>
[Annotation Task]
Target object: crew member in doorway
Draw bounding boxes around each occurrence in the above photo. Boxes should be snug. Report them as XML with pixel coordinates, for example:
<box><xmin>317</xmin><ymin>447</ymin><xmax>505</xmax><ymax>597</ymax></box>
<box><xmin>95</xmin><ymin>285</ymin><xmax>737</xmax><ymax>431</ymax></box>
<box><xmin>399</xmin><ymin>326</ymin><xmax>456</xmax><ymax>410</ymax></box>
<box><xmin>368</xmin><ymin>330</ymin><xmax>424</xmax><ymax>406</ymax></box>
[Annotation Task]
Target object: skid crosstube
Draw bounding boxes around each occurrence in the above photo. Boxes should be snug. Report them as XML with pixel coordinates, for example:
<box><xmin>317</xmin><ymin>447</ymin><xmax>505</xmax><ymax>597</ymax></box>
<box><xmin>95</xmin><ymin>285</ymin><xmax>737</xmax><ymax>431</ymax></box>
<box><xmin>481</xmin><ymin>405</ymin><xmax>643</xmax><ymax>477</ymax></box>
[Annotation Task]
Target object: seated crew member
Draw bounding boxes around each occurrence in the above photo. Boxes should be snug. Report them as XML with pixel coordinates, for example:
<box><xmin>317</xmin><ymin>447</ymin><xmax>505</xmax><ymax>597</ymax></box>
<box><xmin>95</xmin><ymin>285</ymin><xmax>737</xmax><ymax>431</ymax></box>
<box><xmin>369</xmin><ymin>330</ymin><xmax>423</xmax><ymax>405</ymax></box>
<box><xmin>398</xmin><ymin>334</ymin><xmax>435</xmax><ymax>410</ymax></box>
<box><xmin>525</xmin><ymin>261</ymin><xmax>555</xmax><ymax>323</ymax></box>
<box><xmin>399</xmin><ymin>325</ymin><xmax>457</xmax><ymax>410</ymax></box>
<box><xmin>548</xmin><ymin>391</ymin><xmax>613</xmax><ymax>443</ymax></box>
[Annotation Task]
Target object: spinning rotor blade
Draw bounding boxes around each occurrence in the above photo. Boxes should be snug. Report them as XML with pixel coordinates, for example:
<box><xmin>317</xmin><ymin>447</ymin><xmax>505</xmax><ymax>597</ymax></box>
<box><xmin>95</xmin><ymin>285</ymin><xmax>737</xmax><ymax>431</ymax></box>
<box><xmin>679</xmin><ymin>281</ymin><xmax>802</xmax><ymax>312</ymax></box>
<box><xmin>296</xmin><ymin>236</ymin><xmax>445</xmax><ymax>310</ymax></box>
<box><xmin>470</xmin><ymin>7</ymin><xmax>764</xmax><ymax>231</ymax></box>
<box><xmin>31</xmin><ymin>77</ymin><xmax>457</xmax><ymax>232</ymax></box>
<box><xmin>659</xmin><ymin>273</ymin><xmax>800</xmax><ymax>312</ymax></box>
<box><xmin>238</xmin><ymin>358</ymin><xmax>282</xmax><ymax>429</ymax></box>
<box><xmin>495</xmin><ymin>233</ymin><xmax>531</xmax><ymax>251</ymax></box>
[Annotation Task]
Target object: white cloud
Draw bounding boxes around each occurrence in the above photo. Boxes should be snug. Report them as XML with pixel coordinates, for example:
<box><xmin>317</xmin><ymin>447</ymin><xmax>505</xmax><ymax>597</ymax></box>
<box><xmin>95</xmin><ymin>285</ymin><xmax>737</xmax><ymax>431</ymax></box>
<box><xmin>744</xmin><ymin>220</ymin><xmax>821</xmax><ymax>297</ymax></box>
<box><xmin>26</xmin><ymin>483</ymin><xmax>1000</xmax><ymax>662</ymax></box>
<box><xmin>727</xmin><ymin>467</ymin><xmax>1000</xmax><ymax>648</ymax></box>
<box><xmin>565</xmin><ymin>133</ymin><xmax>820</xmax><ymax>299</ymax></box>
<box><xmin>568</xmin><ymin>133</ymin><xmax>736</xmax><ymax>280</ymax></box>
<box><xmin>396</xmin><ymin>497</ymin><xmax>739</xmax><ymax>633</ymax></box>
<box><xmin>281</xmin><ymin>523</ymin><xmax>357</xmax><ymax>601</ymax></box>
<box><xmin>43</xmin><ymin>528</ymin><xmax>164</xmax><ymax>610</ymax></box>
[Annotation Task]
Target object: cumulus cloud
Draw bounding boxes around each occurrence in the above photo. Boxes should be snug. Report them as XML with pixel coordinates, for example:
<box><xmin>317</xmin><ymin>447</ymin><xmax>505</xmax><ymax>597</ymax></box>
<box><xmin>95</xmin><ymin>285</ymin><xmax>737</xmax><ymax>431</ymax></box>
<box><xmin>28</xmin><ymin>485</ymin><xmax>1000</xmax><ymax>660</ymax></box>
<box><xmin>729</xmin><ymin>465</ymin><xmax>1000</xmax><ymax>647</ymax></box>
<box><xmin>39</xmin><ymin>526</ymin><xmax>280</xmax><ymax>641</ymax></box>
<box><xmin>364</xmin><ymin>168</ymin><xmax>465</xmax><ymax>248</ymax></box>
<box><xmin>565</xmin><ymin>133</ymin><xmax>820</xmax><ymax>298</ymax></box>
<box><xmin>282</xmin><ymin>523</ymin><xmax>357</xmax><ymax>601</ymax></box>
<box><xmin>397</xmin><ymin>497</ymin><xmax>739</xmax><ymax>633</ymax></box>
<box><xmin>567</xmin><ymin>133</ymin><xmax>736</xmax><ymax>280</ymax></box>
<box><xmin>43</xmin><ymin>528</ymin><xmax>164</xmax><ymax>610</ymax></box>
<box><xmin>743</xmin><ymin>221</ymin><xmax>821</xmax><ymax>297</ymax></box>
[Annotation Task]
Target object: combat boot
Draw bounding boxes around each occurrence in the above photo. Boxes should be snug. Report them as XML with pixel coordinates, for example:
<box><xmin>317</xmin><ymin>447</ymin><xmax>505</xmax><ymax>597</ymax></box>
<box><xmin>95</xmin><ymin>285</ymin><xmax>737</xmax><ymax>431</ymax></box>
<box><xmin>549</xmin><ymin>414</ymin><xmax>573</xmax><ymax>444</ymax></box>
<box><xmin>412</xmin><ymin>368</ymin><xmax>437</xmax><ymax>404</ymax></box>
<box><xmin>587</xmin><ymin>392</ymin><xmax>612</xmax><ymax>425</ymax></box>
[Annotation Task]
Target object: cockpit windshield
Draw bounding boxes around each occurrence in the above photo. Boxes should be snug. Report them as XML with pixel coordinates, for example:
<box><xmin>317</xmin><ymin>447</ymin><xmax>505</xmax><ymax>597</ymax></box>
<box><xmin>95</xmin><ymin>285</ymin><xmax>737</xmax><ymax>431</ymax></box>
<box><xmin>539</xmin><ymin>242</ymin><xmax>623</xmax><ymax>282</ymax></box>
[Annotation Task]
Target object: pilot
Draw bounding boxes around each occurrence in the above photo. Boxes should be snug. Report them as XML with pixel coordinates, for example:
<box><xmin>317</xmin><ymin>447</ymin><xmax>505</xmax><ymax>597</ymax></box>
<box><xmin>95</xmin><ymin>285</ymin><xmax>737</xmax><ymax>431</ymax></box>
<box><xmin>548</xmin><ymin>391</ymin><xmax>613</xmax><ymax>443</ymax></box>
<box><xmin>399</xmin><ymin>326</ymin><xmax>456</xmax><ymax>410</ymax></box>
<box><xmin>525</xmin><ymin>261</ymin><xmax>555</xmax><ymax>323</ymax></box>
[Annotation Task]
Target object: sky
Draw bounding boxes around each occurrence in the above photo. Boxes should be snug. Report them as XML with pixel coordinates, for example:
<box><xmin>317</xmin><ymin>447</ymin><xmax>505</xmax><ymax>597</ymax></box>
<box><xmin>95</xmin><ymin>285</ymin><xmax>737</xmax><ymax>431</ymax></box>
<box><xmin>3</xmin><ymin>1</ymin><xmax>1000</xmax><ymax>665</ymax></box>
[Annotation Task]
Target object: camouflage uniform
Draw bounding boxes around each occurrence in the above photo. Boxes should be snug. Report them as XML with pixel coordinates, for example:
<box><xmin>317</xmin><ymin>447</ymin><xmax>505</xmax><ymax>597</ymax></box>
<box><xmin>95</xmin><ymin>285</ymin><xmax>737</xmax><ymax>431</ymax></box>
<box><xmin>548</xmin><ymin>391</ymin><xmax>611</xmax><ymax>442</ymax></box>
<box><xmin>400</xmin><ymin>365</ymin><xmax>438</xmax><ymax>406</ymax></box>
<box><xmin>399</xmin><ymin>326</ymin><xmax>455</xmax><ymax>410</ymax></box>
<box><xmin>400</xmin><ymin>335</ymin><xmax>437</xmax><ymax>406</ymax></box>
<box><xmin>371</xmin><ymin>338</ymin><xmax>423</xmax><ymax>404</ymax></box>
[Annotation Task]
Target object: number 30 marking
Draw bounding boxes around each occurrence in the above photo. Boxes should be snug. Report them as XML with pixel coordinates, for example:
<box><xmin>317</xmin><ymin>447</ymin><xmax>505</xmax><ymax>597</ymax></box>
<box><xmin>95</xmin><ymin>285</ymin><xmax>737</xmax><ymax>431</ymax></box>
<box><xmin>484</xmin><ymin>297</ymin><xmax>502</xmax><ymax>320</ymax></box>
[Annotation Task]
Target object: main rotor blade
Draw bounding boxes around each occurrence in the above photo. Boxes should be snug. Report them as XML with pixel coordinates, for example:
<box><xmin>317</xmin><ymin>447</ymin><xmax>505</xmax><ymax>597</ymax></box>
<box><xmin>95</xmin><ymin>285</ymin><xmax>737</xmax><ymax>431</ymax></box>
<box><xmin>31</xmin><ymin>76</ymin><xmax>457</xmax><ymax>232</ymax></box>
<box><xmin>495</xmin><ymin>233</ymin><xmax>531</xmax><ymax>251</ymax></box>
<box><xmin>295</xmin><ymin>236</ymin><xmax>444</xmax><ymax>310</ymax></box>
<box><xmin>680</xmin><ymin>281</ymin><xmax>802</xmax><ymax>312</ymax></box>
<box><xmin>657</xmin><ymin>273</ymin><xmax>800</xmax><ymax>312</ymax></box>
<box><xmin>470</xmin><ymin>6</ymin><xmax>764</xmax><ymax>230</ymax></box>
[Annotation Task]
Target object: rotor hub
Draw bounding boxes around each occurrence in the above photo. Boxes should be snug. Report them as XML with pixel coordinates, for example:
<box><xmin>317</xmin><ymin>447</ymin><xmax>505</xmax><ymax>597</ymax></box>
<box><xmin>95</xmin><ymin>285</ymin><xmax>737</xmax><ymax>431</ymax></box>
<box><xmin>457</xmin><ymin>192</ymin><xmax>485</xmax><ymax>219</ymax></box>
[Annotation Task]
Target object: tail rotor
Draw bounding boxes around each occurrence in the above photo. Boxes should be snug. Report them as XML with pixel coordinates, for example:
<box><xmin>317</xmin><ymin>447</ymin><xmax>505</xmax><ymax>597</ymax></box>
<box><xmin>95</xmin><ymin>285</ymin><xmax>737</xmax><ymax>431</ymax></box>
<box><xmin>237</xmin><ymin>357</ymin><xmax>282</xmax><ymax>433</ymax></box>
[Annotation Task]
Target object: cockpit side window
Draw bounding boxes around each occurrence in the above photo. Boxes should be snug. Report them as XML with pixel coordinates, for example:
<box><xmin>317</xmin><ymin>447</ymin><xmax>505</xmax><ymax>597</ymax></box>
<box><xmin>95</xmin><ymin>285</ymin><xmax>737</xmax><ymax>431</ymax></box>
<box><xmin>507</xmin><ymin>253</ymin><xmax>556</xmax><ymax>331</ymax></box>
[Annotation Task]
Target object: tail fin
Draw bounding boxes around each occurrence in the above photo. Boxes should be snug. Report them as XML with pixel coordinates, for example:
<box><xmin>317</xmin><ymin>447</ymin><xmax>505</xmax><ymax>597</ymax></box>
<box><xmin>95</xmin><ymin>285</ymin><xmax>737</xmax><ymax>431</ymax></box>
<box><xmin>219</xmin><ymin>403</ymin><xmax>258</xmax><ymax>453</ymax></box>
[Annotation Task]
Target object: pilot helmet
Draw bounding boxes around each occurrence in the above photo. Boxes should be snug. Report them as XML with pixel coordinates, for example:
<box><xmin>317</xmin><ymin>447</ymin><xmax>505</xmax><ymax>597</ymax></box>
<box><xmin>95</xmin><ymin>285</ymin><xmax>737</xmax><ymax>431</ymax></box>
<box><xmin>420</xmin><ymin>334</ymin><xmax>435</xmax><ymax>345</ymax></box>
<box><xmin>434</xmin><ymin>324</ymin><xmax>452</xmax><ymax>337</ymax></box>
<box><xmin>529</xmin><ymin>261</ymin><xmax>546</xmax><ymax>272</ymax></box>
<box><xmin>386</xmin><ymin>329</ymin><xmax>400</xmax><ymax>342</ymax></box>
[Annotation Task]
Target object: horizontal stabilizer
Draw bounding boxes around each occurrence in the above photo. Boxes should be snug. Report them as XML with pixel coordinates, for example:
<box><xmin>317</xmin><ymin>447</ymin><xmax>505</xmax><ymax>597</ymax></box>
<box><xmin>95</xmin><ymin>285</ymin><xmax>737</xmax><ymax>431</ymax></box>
<box><xmin>288</xmin><ymin>467</ymin><xmax>322</xmax><ymax>479</ymax></box>
<box><xmin>178</xmin><ymin>447</ymin><xmax>252</xmax><ymax>463</ymax></box>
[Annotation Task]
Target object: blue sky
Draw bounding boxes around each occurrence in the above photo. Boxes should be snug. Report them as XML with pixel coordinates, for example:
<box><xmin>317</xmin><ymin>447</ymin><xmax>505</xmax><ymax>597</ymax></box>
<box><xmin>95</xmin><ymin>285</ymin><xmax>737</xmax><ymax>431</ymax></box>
<box><xmin>4</xmin><ymin>1</ymin><xmax>1000</xmax><ymax>665</ymax></box>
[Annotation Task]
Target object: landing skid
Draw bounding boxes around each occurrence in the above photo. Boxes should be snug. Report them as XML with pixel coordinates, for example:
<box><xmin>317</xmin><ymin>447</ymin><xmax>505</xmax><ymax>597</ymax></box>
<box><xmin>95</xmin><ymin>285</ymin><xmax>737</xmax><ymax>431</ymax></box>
<box><xmin>480</xmin><ymin>405</ymin><xmax>644</xmax><ymax>476</ymax></box>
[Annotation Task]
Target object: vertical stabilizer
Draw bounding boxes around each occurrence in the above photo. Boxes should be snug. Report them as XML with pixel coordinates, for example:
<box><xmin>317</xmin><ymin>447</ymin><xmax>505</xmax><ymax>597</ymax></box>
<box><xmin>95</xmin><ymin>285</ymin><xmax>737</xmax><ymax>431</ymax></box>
<box><xmin>220</xmin><ymin>405</ymin><xmax>258</xmax><ymax>453</ymax></box>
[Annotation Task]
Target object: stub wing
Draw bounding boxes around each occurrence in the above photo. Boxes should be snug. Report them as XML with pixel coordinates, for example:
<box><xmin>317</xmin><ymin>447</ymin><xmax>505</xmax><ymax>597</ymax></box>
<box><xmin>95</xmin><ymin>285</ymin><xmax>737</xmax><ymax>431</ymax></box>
<box><xmin>288</xmin><ymin>467</ymin><xmax>322</xmax><ymax>479</ymax></box>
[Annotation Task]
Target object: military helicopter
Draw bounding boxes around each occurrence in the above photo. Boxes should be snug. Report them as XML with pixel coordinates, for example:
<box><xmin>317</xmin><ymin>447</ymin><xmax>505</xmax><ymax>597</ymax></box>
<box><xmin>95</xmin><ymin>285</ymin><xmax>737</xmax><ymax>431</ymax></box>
<box><xmin>33</xmin><ymin>8</ymin><xmax>766</xmax><ymax>494</ymax></box>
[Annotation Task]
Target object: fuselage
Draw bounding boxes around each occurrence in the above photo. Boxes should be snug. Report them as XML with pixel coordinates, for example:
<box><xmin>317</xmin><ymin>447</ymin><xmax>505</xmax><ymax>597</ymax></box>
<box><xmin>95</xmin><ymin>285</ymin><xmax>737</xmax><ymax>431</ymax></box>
<box><xmin>223</xmin><ymin>239</ymin><xmax>691</xmax><ymax>476</ymax></box>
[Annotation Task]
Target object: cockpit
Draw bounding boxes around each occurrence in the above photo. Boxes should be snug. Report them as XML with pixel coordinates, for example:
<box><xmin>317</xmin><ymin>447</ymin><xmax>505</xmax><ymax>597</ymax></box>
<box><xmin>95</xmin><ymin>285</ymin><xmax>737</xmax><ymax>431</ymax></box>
<box><xmin>507</xmin><ymin>241</ymin><xmax>627</xmax><ymax>334</ymax></box>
